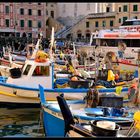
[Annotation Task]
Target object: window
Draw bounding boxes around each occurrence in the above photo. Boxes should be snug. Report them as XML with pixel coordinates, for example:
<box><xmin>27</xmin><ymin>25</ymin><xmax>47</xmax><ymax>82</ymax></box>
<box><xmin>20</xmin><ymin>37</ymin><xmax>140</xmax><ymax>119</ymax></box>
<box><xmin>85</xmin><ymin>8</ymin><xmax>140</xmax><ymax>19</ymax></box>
<box><xmin>106</xmin><ymin>7</ymin><xmax>110</xmax><ymax>12</ymax></box>
<box><xmin>102</xmin><ymin>20</ymin><xmax>106</xmax><ymax>27</ymax></box>
<box><xmin>5</xmin><ymin>19</ymin><xmax>9</xmax><ymax>27</ymax></box>
<box><xmin>95</xmin><ymin>21</ymin><xmax>98</xmax><ymax>27</ymax></box>
<box><xmin>38</xmin><ymin>10</ymin><xmax>41</xmax><ymax>16</ymax></box>
<box><xmin>87</xmin><ymin>3</ymin><xmax>90</xmax><ymax>10</ymax></box>
<box><xmin>119</xmin><ymin>18</ymin><xmax>121</xmax><ymax>23</ymax></box>
<box><xmin>38</xmin><ymin>21</ymin><xmax>42</xmax><ymax>28</ymax></box>
<box><xmin>133</xmin><ymin>21</ymin><xmax>140</xmax><ymax>25</ymax></box>
<box><xmin>28</xmin><ymin>9</ymin><xmax>32</xmax><ymax>15</ymax></box>
<box><xmin>28</xmin><ymin>33</ymin><xmax>32</xmax><ymax>38</ymax></box>
<box><xmin>77</xmin><ymin>33</ymin><xmax>82</xmax><ymax>39</ymax></box>
<box><xmin>20</xmin><ymin>8</ymin><xmax>24</xmax><ymax>15</ymax></box>
<box><xmin>20</xmin><ymin>20</ymin><xmax>24</xmax><ymax>27</ymax></box>
<box><xmin>23</xmin><ymin>65</ymin><xmax>31</xmax><ymax>75</ymax></box>
<box><xmin>110</xmin><ymin>20</ymin><xmax>114</xmax><ymax>27</ymax></box>
<box><xmin>123</xmin><ymin>17</ymin><xmax>128</xmax><ymax>23</ymax></box>
<box><xmin>133</xmin><ymin>16</ymin><xmax>138</xmax><ymax>19</ymax></box>
<box><xmin>32</xmin><ymin>66</ymin><xmax>50</xmax><ymax>76</ymax></box>
<box><xmin>133</xmin><ymin>5</ymin><xmax>138</xmax><ymax>11</ymax></box>
<box><xmin>86</xmin><ymin>22</ymin><xmax>89</xmax><ymax>28</ymax></box>
<box><xmin>119</xmin><ymin>7</ymin><xmax>121</xmax><ymax>12</ymax></box>
<box><xmin>38</xmin><ymin>3</ymin><xmax>41</xmax><ymax>5</ymax></box>
<box><xmin>5</xmin><ymin>6</ymin><xmax>9</xmax><ymax>14</ymax></box>
<box><xmin>74</xmin><ymin>3</ymin><xmax>77</xmax><ymax>17</ymax></box>
<box><xmin>101</xmin><ymin>39</ymin><xmax>117</xmax><ymax>47</ymax></box>
<box><xmin>28</xmin><ymin>20</ymin><xmax>32</xmax><ymax>27</ymax></box>
<box><xmin>46</xmin><ymin>10</ymin><xmax>48</xmax><ymax>15</ymax></box>
<box><xmin>86</xmin><ymin>33</ymin><xmax>90</xmax><ymax>40</ymax></box>
<box><xmin>16</xmin><ymin>33</ymin><xmax>20</xmax><ymax>37</ymax></box>
<box><xmin>63</xmin><ymin>4</ymin><xmax>66</xmax><ymax>13</ymax></box>
<box><xmin>121</xmin><ymin>21</ymin><xmax>133</xmax><ymax>26</ymax></box>
<box><xmin>50</xmin><ymin>11</ymin><xmax>54</xmax><ymax>18</ymax></box>
<box><xmin>74</xmin><ymin>3</ymin><xmax>77</xmax><ymax>11</ymax></box>
<box><xmin>51</xmin><ymin>4</ymin><xmax>54</xmax><ymax>7</ymax></box>
<box><xmin>123</xmin><ymin>5</ymin><xmax>127</xmax><ymax>12</ymax></box>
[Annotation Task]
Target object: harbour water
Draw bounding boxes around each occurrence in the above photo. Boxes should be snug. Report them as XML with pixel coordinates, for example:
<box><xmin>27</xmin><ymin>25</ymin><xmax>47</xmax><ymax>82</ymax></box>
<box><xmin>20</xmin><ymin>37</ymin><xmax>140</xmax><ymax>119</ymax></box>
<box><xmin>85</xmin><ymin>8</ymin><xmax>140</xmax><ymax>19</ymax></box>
<box><xmin>0</xmin><ymin>107</ymin><xmax>45</xmax><ymax>137</ymax></box>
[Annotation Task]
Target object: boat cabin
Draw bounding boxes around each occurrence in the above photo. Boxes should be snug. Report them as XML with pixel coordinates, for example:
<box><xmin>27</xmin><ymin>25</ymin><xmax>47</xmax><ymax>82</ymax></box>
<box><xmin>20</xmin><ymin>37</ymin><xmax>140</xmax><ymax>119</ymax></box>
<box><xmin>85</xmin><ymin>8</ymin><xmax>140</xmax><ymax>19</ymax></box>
<box><xmin>90</xmin><ymin>28</ymin><xmax>140</xmax><ymax>58</ymax></box>
<box><xmin>6</xmin><ymin>59</ymin><xmax>53</xmax><ymax>89</ymax></box>
<box><xmin>119</xmin><ymin>19</ymin><xmax>140</xmax><ymax>31</ymax></box>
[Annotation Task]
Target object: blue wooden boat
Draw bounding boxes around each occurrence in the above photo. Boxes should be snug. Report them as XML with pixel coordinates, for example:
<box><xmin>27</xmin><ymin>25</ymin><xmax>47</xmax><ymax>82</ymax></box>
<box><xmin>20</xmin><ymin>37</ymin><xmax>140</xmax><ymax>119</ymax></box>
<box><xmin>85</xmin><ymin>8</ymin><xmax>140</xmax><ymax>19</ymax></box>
<box><xmin>39</xmin><ymin>85</ymin><xmax>136</xmax><ymax>137</ymax></box>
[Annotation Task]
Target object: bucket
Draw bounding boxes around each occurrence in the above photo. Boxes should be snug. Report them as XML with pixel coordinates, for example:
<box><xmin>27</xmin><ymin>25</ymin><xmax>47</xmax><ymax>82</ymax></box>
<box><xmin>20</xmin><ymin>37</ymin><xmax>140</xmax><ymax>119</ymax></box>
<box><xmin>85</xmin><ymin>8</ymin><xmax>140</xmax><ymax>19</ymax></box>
<box><xmin>90</xmin><ymin>120</ymin><xmax>120</xmax><ymax>137</ymax></box>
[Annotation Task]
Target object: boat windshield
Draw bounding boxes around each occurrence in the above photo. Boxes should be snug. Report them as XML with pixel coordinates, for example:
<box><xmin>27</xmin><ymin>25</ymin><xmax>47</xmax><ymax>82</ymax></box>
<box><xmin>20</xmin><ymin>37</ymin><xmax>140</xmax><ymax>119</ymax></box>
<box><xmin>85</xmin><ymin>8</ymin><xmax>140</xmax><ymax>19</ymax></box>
<box><xmin>32</xmin><ymin>66</ymin><xmax>50</xmax><ymax>76</ymax></box>
<box><xmin>121</xmin><ymin>20</ymin><xmax>140</xmax><ymax>26</ymax></box>
<box><xmin>100</xmin><ymin>39</ymin><xmax>140</xmax><ymax>48</ymax></box>
<box><xmin>23</xmin><ymin>64</ymin><xmax>31</xmax><ymax>75</ymax></box>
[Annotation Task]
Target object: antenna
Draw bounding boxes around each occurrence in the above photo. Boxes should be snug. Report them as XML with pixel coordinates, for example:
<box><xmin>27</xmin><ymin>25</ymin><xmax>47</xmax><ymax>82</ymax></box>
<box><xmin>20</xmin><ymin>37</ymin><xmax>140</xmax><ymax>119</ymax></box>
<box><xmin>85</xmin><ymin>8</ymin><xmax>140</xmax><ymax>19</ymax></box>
<box><xmin>8</xmin><ymin>52</ymin><xmax>13</xmax><ymax>65</ymax></box>
<box><xmin>3</xmin><ymin>47</ymin><xmax>5</xmax><ymax>56</ymax></box>
<box><xmin>30</xmin><ymin>37</ymin><xmax>41</xmax><ymax>59</ymax></box>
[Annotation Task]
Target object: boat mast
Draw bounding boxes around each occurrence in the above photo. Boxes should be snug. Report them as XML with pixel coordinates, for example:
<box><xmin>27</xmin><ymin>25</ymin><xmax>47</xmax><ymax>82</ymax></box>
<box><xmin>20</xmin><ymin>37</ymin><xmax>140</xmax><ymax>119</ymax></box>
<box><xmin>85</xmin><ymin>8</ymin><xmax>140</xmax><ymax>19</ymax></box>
<box><xmin>49</xmin><ymin>27</ymin><xmax>55</xmax><ymax>61</ymax></box>
<box><xmin>73</xmin><ymin>42</ymin><xmax>76</xmax><ymax>56</ymax></box>
<box><xmin>30</xmin><ymin>34</ymin><xmax>41</xmax><ymax>59</ymax></box>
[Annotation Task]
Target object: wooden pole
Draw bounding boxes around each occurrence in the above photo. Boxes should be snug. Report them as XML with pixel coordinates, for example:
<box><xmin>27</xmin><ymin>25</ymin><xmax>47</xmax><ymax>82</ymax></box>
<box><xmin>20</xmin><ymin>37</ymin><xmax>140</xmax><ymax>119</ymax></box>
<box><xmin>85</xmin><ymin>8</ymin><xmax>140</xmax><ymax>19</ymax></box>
<box><xmin>137</xmin><ymin>51</ymin><xmax>140</xmax><ymax>105</ymax></box>
<box><xmin>49</xmin><ymin>27</ymin><xmax>55</xmax><ymax>60</ymax></box>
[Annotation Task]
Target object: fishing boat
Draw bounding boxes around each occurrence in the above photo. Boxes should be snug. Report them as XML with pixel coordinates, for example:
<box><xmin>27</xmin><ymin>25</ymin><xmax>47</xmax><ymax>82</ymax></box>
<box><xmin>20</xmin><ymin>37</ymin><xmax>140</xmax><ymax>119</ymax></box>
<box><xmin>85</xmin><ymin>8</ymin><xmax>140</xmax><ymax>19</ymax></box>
<box><xmin>0</xmin><ymin>26</ymin><xmax>138</xmax><ymax>107</ymax></box>
<box><xmin>0</xmin><ymin>53</ymin><xmax>24</xmax><ymax>77</ymax></box>
<box><xmin>39</xmin><ymin>85</ymin><xmax>139</xmax><ymax>137</ymax></box>
<box><xmin>0</xmin><ymin>38</ymin><xmax>40</xmax><ymax>77</ymax></box>
<box><xmin>0</xmin><ymin>43</ymin><xmax>35</xmax><ymax>77</ymax></box>
<box><xmin>56</xmin><ymin>94</ymin><xmax>140</xmax><ymax>137</ymax></box>
<box><xmin>0</xmin><ymin>44</ymin><xmax>27</xmax><ymax>65</ymax></box>
<box><xmin>0</xmin><ymin>49</ymin><xmax>134</xmax><ymax>107</ymax></box>
<box><xmin>82</xmin><ymin>19</ymin><xmax>140</xmax><ymax>72</ymax></box>
<box><xmin>0</xmin><ymin>40</ymin><xmax>138</xmax><ymax>106</ymax></box>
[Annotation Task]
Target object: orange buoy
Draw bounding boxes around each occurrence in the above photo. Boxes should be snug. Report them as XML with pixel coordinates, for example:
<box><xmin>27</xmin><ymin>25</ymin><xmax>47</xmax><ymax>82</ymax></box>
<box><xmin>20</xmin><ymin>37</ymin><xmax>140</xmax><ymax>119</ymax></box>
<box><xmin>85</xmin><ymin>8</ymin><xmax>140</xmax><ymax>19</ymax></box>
<box><xmin>71</xmin><ymin>76</ymin><xmax>78</xmax><ymax>81</ymax></box>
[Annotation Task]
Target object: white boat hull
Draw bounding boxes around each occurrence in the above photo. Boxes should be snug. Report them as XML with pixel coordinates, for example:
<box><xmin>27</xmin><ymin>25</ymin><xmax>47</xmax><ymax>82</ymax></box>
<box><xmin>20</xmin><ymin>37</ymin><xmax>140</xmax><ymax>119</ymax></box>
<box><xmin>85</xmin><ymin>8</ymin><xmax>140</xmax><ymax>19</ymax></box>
<box><xmin>0</xmin><ymin>85</ymin><xmax>85</xmax><ymax>105</ymax></box>
<box><xmin>0</xmin><ymin>84</ymin><xmax>129</xmax><ymax>105</ymax></box>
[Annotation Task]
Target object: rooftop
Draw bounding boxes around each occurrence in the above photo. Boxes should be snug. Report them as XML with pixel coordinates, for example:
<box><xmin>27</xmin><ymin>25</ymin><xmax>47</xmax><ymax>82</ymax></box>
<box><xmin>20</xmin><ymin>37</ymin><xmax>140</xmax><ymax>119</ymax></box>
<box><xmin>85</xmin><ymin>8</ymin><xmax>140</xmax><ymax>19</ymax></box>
<box><xmin>87</xmin><ymin>12</ymin><xmax>116</xmax><ymax>19</ymax></box>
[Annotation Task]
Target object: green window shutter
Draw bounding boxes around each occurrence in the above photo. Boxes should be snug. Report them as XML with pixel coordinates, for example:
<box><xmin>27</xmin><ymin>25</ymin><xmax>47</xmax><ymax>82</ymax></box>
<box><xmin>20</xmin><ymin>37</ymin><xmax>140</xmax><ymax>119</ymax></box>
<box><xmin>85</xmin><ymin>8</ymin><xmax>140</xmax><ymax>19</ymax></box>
<box><xmin>123</xmin><ymin>5</ymin><xmax>127</xmax><ymax>12</ymax></box>
<box><xmin>95</xmin><ymin>21</ymin><xmax>98</xmax><ymax>27</ymax></box>
<box><xmin>20</xmin><ymin>20</ymin><xmax>24</xmax><ymax>27</ymax></box>
<box><xmin>110</xmin><ymin>20</ymin><xmax>113</xmax><ymax>27</ymax></box>
<box><xmin>133</xmin><ymin>5</ymin><xmax>138</xmax><ymax>11</ymax></box>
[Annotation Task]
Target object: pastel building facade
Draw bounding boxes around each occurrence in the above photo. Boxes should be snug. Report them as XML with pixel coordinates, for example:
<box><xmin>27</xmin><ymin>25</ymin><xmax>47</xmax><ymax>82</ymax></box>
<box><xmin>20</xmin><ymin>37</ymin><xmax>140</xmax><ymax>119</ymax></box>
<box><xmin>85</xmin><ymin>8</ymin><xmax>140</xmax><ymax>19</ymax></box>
<box><xmin>0</xmin><ymin>2</ymin><xmax>60</xmax><ymax>38</ymax></box>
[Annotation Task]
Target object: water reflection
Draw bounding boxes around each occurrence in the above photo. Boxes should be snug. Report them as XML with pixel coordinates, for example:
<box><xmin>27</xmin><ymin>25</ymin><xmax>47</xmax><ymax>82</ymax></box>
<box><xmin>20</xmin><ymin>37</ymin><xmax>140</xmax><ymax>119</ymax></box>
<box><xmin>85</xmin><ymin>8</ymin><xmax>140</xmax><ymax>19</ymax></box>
<box><xmin>0</xmin><ymin>108</ymin><xmax>45</xmax><ymax>137</ymax></box>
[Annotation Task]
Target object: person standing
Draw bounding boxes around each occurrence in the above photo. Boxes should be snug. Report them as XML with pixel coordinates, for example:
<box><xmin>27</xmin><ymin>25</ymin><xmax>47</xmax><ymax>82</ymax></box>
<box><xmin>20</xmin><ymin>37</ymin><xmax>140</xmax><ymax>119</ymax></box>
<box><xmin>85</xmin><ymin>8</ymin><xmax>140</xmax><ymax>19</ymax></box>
<box><xmin>118</xmin><ymin>41</ymin><xmax>126</xmax><ymax>58</ymax></box>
